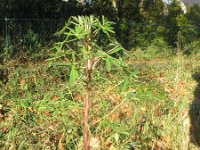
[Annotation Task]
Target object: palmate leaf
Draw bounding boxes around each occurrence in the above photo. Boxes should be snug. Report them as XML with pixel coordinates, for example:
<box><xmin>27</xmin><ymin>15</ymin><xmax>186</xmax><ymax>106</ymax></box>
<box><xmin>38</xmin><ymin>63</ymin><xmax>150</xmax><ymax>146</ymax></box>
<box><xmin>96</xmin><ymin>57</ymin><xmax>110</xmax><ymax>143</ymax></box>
<box><xmin>108</xmin><ymin>39</ymin><xmax>124</xmax><ymax>54</ymax></box>
<box><xmin>70</xmin><ymin>65</ymin><xmax>79</xmax><ymax>87</ymax></box>
<box><xmin>95</xmin><ymin>50</ymin><xmax>124</xmax><ymax>71</ymax></box>
<box><xmin>56</xmin><ymin>21</ymin><xmax>71</xmax><ymax>35</ymax></box>
<box><xmin>101</xmin><ymin>25</ymin><xmax>115</xmax><ymax>37</ymax></box>
<box><xmin>103</xmin><ymin>23</ymin><xmax>115</xmax><ymax>34</ymax></box>
<box><xmin>95</xmin><ymin>16</ymin><xmax>115</xmax><ymax>37</ymax></box>
<box><xmin>71</xmin><ymin>16</ymin><xmax>80</xmax><ymax>26</ymax></box>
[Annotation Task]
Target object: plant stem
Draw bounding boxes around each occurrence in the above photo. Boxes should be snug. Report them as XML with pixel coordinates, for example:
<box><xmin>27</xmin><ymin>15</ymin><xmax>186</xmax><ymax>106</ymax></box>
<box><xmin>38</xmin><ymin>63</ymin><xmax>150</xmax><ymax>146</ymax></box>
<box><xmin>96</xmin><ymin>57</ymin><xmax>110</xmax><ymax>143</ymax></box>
<box><xmin>84</xmin><ymin>60</ymin><xmax>92</xmax><ymax>150</ymax></box>
<box><xmin>84</xmin><ymin>88</ymin><xmax>90</xmax><ymax>150</ymax></box>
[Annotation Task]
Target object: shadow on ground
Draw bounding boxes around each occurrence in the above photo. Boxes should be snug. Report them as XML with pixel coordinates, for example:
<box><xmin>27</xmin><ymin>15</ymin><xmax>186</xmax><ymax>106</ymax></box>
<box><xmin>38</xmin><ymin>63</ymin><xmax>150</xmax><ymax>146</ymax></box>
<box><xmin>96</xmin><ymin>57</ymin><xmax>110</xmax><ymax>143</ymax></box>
<box><xmin>190</xmin><ymin>72</ymin><xmax>200</xmax><ymax>147</ymax></box>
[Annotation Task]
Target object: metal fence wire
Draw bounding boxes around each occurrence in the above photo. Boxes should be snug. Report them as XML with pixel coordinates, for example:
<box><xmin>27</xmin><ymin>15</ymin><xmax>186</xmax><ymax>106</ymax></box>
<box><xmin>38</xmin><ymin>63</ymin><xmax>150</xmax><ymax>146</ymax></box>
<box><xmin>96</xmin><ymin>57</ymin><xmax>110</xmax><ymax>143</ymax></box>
<box><xmin>0</xmin><ymin>17</ymin><xmax>199</xmax><ymax>55</ymax></box>
<box><xmin>0</xmin><ymin>18</ymin><xmax>65</xmax><ymax>54</ymax></box>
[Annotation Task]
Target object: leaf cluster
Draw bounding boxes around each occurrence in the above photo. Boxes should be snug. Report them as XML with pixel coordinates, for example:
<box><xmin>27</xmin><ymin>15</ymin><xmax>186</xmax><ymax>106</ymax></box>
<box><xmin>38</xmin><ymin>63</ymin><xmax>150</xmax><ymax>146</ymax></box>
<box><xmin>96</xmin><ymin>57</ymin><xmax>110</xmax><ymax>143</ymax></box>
<box><xmin>50</xmin><ymin>15</ymin><xmax>125</xmax><ymax>86</ymax></box>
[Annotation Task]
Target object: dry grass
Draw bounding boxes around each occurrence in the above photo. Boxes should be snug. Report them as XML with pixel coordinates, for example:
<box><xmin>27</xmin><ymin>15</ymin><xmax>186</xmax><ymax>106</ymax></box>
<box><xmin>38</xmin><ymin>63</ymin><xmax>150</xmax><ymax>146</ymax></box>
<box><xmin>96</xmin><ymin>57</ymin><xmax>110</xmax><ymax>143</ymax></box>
<box><xmin>0</xmin><ymin>50</ymin><xmax>200</xmax><ymax>149</ymax></box>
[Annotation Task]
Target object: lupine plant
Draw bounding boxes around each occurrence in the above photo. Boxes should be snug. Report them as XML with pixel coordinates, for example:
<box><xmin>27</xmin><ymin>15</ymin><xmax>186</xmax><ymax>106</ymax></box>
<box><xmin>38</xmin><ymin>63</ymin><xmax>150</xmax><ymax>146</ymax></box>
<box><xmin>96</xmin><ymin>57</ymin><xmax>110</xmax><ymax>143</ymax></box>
<box><xmin>51</xmin><ymin>15</ymin><xmax>125</xmax><ymax>150</ymax></box>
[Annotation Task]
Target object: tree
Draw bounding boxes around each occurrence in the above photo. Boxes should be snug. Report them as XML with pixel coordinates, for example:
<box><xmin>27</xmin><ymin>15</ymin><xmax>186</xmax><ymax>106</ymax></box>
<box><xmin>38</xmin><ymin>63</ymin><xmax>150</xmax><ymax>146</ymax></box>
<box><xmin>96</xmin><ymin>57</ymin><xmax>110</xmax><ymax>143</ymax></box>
<box><xmin>141</xmin><ymin>0</ymin><xmax>165</xmax><ymax>24</ymax></box>
<box><xmin>164</xmin><ymin>0</ymin><xmax>184</xmax><ymax>46</ymax></box>
<box><xmin>90</xmin><ymin>0</ymin><xmax>117</xmax><ymax>21</ymax></box>
<box><xmin>115</xmin><ymin>0</ymin><xmax>144</xmax><ymax>48</ymax></box>
<box><xmin>176</xmin><ymin>13</ymin><xmax>195</xmax><ymax>45</ymax></box>
<box><xmin>138</xmin><ymin>0</ymin><xmax>166</xmax><ymax>46</ymax></box>
<box><xmin>186</xmin><ymin>4</ymin><xmax>200</xmax><ymax>39</ymax></box>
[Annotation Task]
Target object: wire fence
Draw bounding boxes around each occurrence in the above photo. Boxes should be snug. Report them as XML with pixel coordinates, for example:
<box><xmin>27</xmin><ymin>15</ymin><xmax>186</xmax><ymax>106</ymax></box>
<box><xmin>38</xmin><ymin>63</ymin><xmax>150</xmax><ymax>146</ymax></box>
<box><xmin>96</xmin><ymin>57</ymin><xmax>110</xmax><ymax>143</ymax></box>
<box><xmin>0</xmin><ymin>17</ymin><xmax>199</xmax><ymax>56</ymax></box>
<box><xmin>118</xmin><ymin>21</ymin><xmax>199</xmax><ymax>49</ymax></box>
<box><xmin>0</xmin><ymin>17</ymin><xmax>65</xmax><ymax>56</ymax></box>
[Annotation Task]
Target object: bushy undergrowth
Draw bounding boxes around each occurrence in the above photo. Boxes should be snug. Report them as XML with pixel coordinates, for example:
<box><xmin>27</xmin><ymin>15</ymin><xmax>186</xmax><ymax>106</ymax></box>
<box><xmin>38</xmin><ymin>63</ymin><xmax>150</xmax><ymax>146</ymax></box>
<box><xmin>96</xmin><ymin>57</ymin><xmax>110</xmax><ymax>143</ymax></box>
<box><xmin>0</xmin><ymin>50</ymin><xmax>200</xmax><ymax>149</ymax></box>
<box><xmin>184</xmin><ymin>40</ymin><xmax>200</xmax><ymax>55</ymax></box>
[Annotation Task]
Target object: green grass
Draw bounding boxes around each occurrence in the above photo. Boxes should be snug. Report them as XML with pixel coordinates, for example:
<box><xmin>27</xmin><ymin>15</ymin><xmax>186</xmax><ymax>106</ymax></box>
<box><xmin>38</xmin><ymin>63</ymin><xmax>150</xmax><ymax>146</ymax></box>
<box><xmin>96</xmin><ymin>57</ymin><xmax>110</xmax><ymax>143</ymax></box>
<box><xmin>0</xmin><ymin>50</ymin><xmax>200</xmax><ymax>149</ymax></box>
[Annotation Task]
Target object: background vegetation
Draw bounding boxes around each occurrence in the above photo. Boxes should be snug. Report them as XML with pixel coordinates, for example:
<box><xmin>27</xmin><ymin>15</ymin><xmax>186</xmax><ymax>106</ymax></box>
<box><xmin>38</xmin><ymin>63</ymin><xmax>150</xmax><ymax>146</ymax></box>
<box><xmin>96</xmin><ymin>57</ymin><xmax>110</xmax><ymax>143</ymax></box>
<box><xmin>0</xmin><ymin>0</ymin><xmax>200</xmax><ymax>57</ymax></box>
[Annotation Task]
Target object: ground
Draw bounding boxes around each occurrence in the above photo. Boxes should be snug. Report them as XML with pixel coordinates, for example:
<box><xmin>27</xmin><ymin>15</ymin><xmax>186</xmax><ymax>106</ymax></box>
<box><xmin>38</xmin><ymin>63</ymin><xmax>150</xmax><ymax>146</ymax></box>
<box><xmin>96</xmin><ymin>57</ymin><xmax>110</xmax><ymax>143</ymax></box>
<box><xmin>0</xmin><ymin>50</ymin><xmax>200</xmax><ymax>149</ymax></box>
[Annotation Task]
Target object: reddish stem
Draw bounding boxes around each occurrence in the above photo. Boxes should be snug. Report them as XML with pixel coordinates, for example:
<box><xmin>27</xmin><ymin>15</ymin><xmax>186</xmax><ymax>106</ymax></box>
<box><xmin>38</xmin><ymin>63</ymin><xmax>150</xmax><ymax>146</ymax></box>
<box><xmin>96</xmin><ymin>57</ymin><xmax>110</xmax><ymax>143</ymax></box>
<box><xmin>84</xmin><ymin>60</ymin><xmax>92</xmax><ymax>150</ymax></box>
<box><xmin>84</xmin><ymin>87</ymin><xmax>90</xmax><ymax>150</ymax></box>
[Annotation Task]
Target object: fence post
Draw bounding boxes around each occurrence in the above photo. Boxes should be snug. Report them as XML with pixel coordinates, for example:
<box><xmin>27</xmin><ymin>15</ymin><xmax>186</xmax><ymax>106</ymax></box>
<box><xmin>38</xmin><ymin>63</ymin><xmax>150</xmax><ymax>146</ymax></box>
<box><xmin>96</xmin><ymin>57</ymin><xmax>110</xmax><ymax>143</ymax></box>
<box><xmin>5</xmin><ymin>16</ymin><xmax>9</xmax><ymax>49</ymax></box>
<box><xmin>177</xmin><ymin>31</ymin><xmax>182</xmax><ymax>54</ymax></box>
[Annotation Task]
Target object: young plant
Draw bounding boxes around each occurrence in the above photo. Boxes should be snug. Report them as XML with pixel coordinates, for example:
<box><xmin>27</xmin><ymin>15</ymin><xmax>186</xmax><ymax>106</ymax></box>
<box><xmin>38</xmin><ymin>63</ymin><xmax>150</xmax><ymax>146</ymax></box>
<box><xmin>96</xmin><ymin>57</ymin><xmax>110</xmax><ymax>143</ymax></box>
<box><xmin>50</xmin><ymin>15</ymin><xmax>125</xmax><ymax>150</ymax></box>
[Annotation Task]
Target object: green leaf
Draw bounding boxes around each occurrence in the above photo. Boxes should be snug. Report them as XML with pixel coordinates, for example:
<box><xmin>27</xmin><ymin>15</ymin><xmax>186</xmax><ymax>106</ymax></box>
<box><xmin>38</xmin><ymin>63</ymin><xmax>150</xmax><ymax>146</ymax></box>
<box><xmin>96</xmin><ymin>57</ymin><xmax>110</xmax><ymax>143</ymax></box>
<box><xmin>109</xmin><ymin>46</ymin><xmax>122</xmax><ymax>55</ymax></box>
<box><xmin>96</xmin><ymin>50</ymin><xmax>107</xmax><ymax>58</ymax></box>
<box><xmin>121</xmin><ymin>77</ymin><xmax>129</xmax><ymax>91</ymax></box>
<box><xmin>72</xmin><ymin>51</ymin><xmax>76</xmax><ymax>64</ymax></box>
<box><xmin>121</xmin><ymin>131</ymin><xmax>130</xmax><ymax>136</ymax></box>
<box><xmin>56</xmin><ymin>21</ymin><xmax>70</xmax><ymax>35</ymax></box>
<box><xmin>70</xmin><ymin>65</ymin><xmax>79</xmax><ymax>86</ymax></box>
<box><xmin>109</xmin><ymin>58</ymin><xmax>120</xmax><ymax>67</ymax></box>
<box><xmin>106</xmin><ymin>58</ymin><xmax>112</xmax><ymax>72</ymax></box>
<box><xmin>130</xmin><ymin>70</ymin><xmax>139</xmax><ymax>78</ymax></box>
